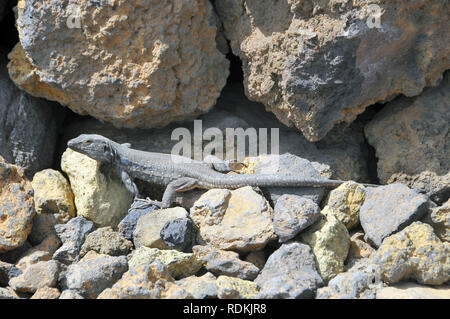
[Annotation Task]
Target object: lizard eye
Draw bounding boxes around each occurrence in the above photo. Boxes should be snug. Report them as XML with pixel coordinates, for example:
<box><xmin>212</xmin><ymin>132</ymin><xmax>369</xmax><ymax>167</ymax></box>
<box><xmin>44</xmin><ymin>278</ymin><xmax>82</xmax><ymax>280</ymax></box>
<box><xmin>85</xmin><ymin>140</ymin><xmax>91</xmax><ymax>145</ymax></box>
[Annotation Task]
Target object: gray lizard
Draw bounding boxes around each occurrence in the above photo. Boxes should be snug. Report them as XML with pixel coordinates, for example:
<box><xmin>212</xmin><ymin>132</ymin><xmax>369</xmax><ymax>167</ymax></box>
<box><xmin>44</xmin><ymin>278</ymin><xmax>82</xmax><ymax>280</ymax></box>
<box><xmin>68</xmin><ymin>134</ymin><xmax>379</xmax><ymax>209</ymax></box>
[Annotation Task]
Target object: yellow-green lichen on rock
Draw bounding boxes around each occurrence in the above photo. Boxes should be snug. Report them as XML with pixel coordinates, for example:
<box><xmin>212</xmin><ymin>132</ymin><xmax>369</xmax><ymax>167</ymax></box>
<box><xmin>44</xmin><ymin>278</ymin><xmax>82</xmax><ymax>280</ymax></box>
<box><xmin>322</xmin><ymin>181</ymin><xmax>366</xmax><ymax>230</ymax></box>
<box><xmin>300</xmin><ymin>214</ymin><xmax>350</xmax><ymax>283</ymax></box>
<box><xmin>128</xmin><ymin>246</ymin><xmax>203</xmax><ymax>279</ymax></box>
<box><xmin>9</xmin><ymin>0</ymin><xmax>229</xmax><ymax>129</ymax></box>
<box><xmin>216</xmin><ymin>276</ymin><xmax>259</xmax><ymax>299</ymax></box>
<box><xmin>374</xmin><ymin>222</ymin><xmax>449</xmax><ymax>285</ymax></box>
<box><xmin>60</xmin><ymin>148</ymin><xmax>133</xmax><ymax>228</ymax></box>
<box><xmin>31</xmin><ymin>169</ymin><xmax>76</xmax><ymax>223</ymax></box>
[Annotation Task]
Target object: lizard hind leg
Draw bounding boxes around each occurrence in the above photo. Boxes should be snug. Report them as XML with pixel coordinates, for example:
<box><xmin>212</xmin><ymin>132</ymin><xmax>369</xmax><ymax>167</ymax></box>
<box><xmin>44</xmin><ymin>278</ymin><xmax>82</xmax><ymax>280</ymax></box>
<box><xmin>132</xmin><ymin>178</ymin><xmax>200</xmax><ymax>211</ymax></box>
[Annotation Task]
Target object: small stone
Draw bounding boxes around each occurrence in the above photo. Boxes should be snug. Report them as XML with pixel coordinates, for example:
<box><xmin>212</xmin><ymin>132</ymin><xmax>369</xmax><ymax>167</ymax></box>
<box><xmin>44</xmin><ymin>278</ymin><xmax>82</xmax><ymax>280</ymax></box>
<box><xmin>322</xmin><ymin>181</ymin><xmax>366</xmax><ymax>230</ymax></box>
<box><xmin>133</xmin><ymin>207</ymin><xmax>189</xmax><ymax>250</ymax></box>
<box><xmin>160</xmin><ymin>217</ymin><xmax>196</xmax><ymax>252</ymax></box>
<box><xmin>346</xmin><ymin>232</ymin><xmax>376</xmax><ymax>265</ymax></box>
<box><xmin>27</xmin><ymin>213</ymin><xmax>60</xmax><ymax>246</ymax></box>
<box><xmin>0</xmin><ymin>287</ymin><xmax>20</xmax><ymax>299</ymax></box>
<box><xmin>31</xmin><ymin>169</ymin><xmax>75</xmax><ymax>223</ymax></box>
<box><xmin>60</xmin><ymin>251</ymin><xmax>128</xmax><ymax>299</ymax></box>
<box><xmin>31</xmin><ymin>287</ymin><xmax>61</xmax><ymax>299</ymax></box>
<box><xmin>97</xmin><ymin>262</ymin><xmax>192</xmax><ymax>299</ymax></box>
<box><xmin>0</xmin><ymin>241</ymin><xmax>32</xmax><ymax>264</ymax></box>
<box><xmin>300</xmin><ymin>214</ymin><xmax>350</xmax><ymax>282</ymax></box>
<box><xmin>316</xmin><ymin>259</ymin><xmax>383</xmax><ymax>299</ymax></box>
<box><xmin>374</xmin><ymin>222</ymin><xmax>449</xmax><ymax>285</ymax></box>
<box><xmin>426</xmin><ymin>199</ymin><xmax>449</xmax><ymax>242</ymax></box>
<box><xmin>193</xmin><ymin>245</ymin><xmax>260</xmax><ymax>280</ymax></box>
<box><xmin>175</xmin><ymin>273</ymin><xmax>218</xmax><ymax>299</ymax></box>
<box><xmin>80</xmin><ymin>227</ymin><xmax>133</xmax><ymax>257</ymax></box>
<box><xmin>245</xmin><ymin>251</ymin><xmax>266</xmax><ymax>270</ymax></box>
<box><xmin>61</xmin><ymin>148</ymin><xmax>134</xmax><ymax>228</ymax></box>
<box><xmin>360</xmin><ymin>184</ymin><xmax>429</xmax><ymax>247</ymax></box>
<box><xmin>9</xmin><ymin>260</ymin><xmax>60</xmax><ymax>293</ymax></box>
<box><xmin>52</xmin><ymin>217</ymin><xmax>95</xmax><ymax>265</ymax></box>
<box><xmin>0</xmin><ymin>261</ymin><xmax>21</xmax><ymax>287</ymax></box>
<box><xmin>16</xmin><ymin>234</ymin><xmax>61</xmax><ymax>271</ymax></box>
<box><xmin>216</xmin><ymin>276</ymin><xmax>259</xmax><ymax>299</ymax></box>
<box><xmin>0</xmin><ymin>157</ymin><xmax>36</xmax><ymax>253</ymax></box>
<box><xmin>128</xmin><ymin>246</ymin><xmax>203</xmax><ymax>279</ymax></box>
<box><xmin>273</xmin><ymin>195</ymin><xmax>321</xmax><ymax>242</ymax></box>
<box><xmin>59</xmin><ymin>290</ymin><xmax>84</xmax><ymax>299</ymax></box>
<box><xmin>117</xmin><ymin>200</ymin><xmax>158</xmax><ymax>241</ymax></box>
<box><xmin>191</xmin><ymin>187</ymin><xmax>276</xmax><ymax>252</ymax></box>
<box><xmin>376</xmin><ymin>282</ymin><xmax>450</xmax><ymax>299</ymax></box>
<box><xmin>255</xmin><ymin>242</ymin><xmax>323</xmax><ymax>299</ymax></box>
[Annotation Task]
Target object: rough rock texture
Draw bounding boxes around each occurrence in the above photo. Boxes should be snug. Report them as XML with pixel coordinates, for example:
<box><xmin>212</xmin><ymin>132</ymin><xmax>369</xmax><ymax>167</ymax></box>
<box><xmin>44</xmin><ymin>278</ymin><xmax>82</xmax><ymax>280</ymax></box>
<box><xmin>98</xmin><ymin>262</ymin><xmax>192</xmax><ymax>299</ymax></box>
<box><xmin>160</xmin><ymin>217</ymin><xmax>196</xmax><ymax>252</ymax></box>
<box><xmin>133</xmin><ymin>207</ymin><xmax>189</xmax><ymax>250</ymax></box>
<box><xmin>175</xmin><ymin>272</ymin><xmax>218</xmax><ymax>299</ymax></box>
<box><xmin>190</xmin><ymin>187</ymin><xmax>276</xmax><ymax>252</ymax></box>
<box><xmin>0</xmin><ymin>157</ymin><xmax>35</xmax><ymax>253</ymax></box>
<box><xmin>60</xmin><ymin>251</ymin><xmax>128</xmax><ymax>299</ymax></box>
<box><xmin>59</xmin><ymin>289</ymin><xmax>84</xmax><ymax>299</ymax></box>
<box><xmin>300</xmin><ymin>214</ymin><xmax>350</xmax><ymax>282</ymax></box>
<box><xmin>9</xmin><ymin>260</ymin><xmax>60</xmax><ymax>293</ymax></box>
<box><xmin>0</xmin><ymin>287</ymin><xmax>20</xmax><ymax>299</ymax></box>
<box><xmin>374</xmin><ymin>222</ymin><xmax>449</xmax><ymax>285</ymax></box>
<box><xmin>322</xmin><ymin>181</ymin><xmax>366</xmax><ymax>230</ymax></box>
<box><xmin>61</xmin><ymin>148</ymin><xmax>134</xmax><ymax>228</ymax></box>
<box><xmin>216</xmin><ymin>0</ymin><xmax>449</xmax><ymax>142</ymax></box>
<box><xmin>128</xmin><ymin>247</ymin><xmax>203</xmax><ymax>279</ymax></box>
<box><xmin>52</xmin><ymin>217</ymin><xmax>95</xmax><ymax>265</ymax></box>
<box><xmin>15</xmin><ymin>234</ymin><xmax>61</xmax><ymax>271</ymax></box>
<box><xmin>376</xmin><ymin>282</ymin><xmax>450</xmax><ymax>299</ymax></box>
<box><xmin>273</xmin><ymin>194</ymin><xmax>321</xmax><ymax>242</ymax></box>
<box><xmin>245</xmin><ymin>154</ymin><xmax>329</xmax><ymax>204</ymax></box>
<box><xmin>0</xmin><ymin>261</ymin><xmax>21</xmax><ymax>287</ymax></box>
<box><xmin>255</xmin><ymin>242</ymin><xmax>323</xmax><ymax>299</ymax></box>
<box><xmin>117</xmin><ymin>200</ymin><xmax>158</xmax><ymax>241</ymax></box>
<box><xmin>426</xmin><ymin>199</ymin><xmax>449</xmax><ymax>242</ymax></box>
<box><xmin>360</xmin><ymin>184</ymin><xmax>429</xmax><ymax>247</ymax></box>
<box><xmin>216</xmin><ymin>276</ymin><xmax>259</xmax><ymax>299</ymax></box>
<box><xmin>346</xmin><ymin>232</ymin><xmax>376</xmax><ymax>265</ymax></box>
<box><xmin>80</xmin><ymin>227</ymin><xmax>133</xmax><ymax>257</ymax></box>
<box><xmin>31</xmin><ymin>169</ymin><xmax>75</xmax><ymax>222</ymax></box>
<box><xmin>0</xmin><ymin>48</ymin><xmax>62</xmax><ymax>176</ymax></box>
<box><xmin>31</xmin><ymin>287</ymin><xmax>61</xmax><ymax>299</ymax></box>
<box><xmin>366</xmin><ymin>74</ymin><xmax>449</xmax><ymax>204</ymax></box>
<box><xmin>9</xmin><ymin>0</ymin><xmax>229</xmax><ymax>129</ymax></box>
<box><xmin>192</xmin><ymin>245</ymin><xmax>260</xmax><ymax>280</ymax></box>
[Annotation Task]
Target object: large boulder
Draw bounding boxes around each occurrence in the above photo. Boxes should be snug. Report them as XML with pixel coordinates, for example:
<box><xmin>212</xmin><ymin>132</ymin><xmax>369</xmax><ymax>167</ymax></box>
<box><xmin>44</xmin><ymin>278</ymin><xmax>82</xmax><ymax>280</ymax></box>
<box><xmin>215</xmin><ymin>0</ymin><xmax>449</xmax><ymax>142</ymax></box>
<box><xmin>8</xmin><ymin>0</ymin><xmax>229</xmax><ymax>129</ymax></box>
<box><xmin>0</xmin><ymin>48</ymin><xmax>62</xmax><ymax>177</ymax></box>
<box><xmin>0</xmin><ymin>157</ymin><xmax>35</xmax><ymax>253</ymax></box>
<box><xmin>365</xmin><ymin>74</ymin><xmax>450</xmax><ymax>204</ymax></box>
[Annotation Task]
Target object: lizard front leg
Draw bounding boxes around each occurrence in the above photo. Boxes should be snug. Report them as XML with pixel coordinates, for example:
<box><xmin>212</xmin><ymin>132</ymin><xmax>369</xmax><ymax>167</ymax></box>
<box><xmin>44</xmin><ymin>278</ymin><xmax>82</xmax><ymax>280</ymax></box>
<box><xmin>135</xmin><ymin>177</ymin><xmax>200</xmax><ymax>210</ymax></box>
<box><xmin>118</xmin><ymin>169</ymin><xmax>140</xmax><ymax>199</ymax></box>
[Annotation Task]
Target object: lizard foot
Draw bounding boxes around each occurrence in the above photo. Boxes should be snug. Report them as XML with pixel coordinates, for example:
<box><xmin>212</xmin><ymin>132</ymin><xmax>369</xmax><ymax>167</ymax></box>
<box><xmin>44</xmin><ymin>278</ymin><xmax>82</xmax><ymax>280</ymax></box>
<box><xmin>129</xmin><ymin>197</ymin><xmax>169</xmax><ymax>211</ymax></box>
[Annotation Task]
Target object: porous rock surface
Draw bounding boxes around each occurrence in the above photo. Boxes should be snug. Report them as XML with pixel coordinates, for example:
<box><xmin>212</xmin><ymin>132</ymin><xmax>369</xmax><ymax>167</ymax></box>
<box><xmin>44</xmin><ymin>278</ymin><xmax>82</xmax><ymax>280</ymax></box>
<box><xmin>9</xmin><ymin>0</ymin><xmax>229</xmax><ymax>129</ymax></box>
<box><xmin>216</xmin><ymin>0</ymin><xmax>449</xmax><ymax>141</ymax></box>
<box><xmin>366</xmin><ymin>74</ymin><xmax>450</xmax><ymax>204</ymax></box>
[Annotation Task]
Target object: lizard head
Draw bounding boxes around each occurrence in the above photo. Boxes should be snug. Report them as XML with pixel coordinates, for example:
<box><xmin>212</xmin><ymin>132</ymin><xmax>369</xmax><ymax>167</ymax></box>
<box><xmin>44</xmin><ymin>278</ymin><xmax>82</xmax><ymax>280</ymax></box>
<box><xmin>67</xmin><ymin>134</ymin><xmax>116</xmax><ymax>163</ymax></box>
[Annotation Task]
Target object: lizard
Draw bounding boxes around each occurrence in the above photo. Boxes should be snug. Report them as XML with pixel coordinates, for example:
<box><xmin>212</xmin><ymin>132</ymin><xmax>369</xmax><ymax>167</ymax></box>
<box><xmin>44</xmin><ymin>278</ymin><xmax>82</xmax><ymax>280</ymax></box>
<box><xmin>67</xmin><ymin>134</ymin><xmax>379</xmax><ymax>209</ymax></box>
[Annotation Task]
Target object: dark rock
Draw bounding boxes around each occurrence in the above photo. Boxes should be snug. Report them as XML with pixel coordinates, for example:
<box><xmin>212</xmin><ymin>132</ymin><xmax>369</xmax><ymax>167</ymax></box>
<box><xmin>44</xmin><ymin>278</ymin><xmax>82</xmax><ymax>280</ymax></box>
<box><xmin>255</xmin><ymin>242</ymin><xmax>323</xmax><ymax>299</ymax></box>
<box><xmin>360</xmin><ymin>184</ymin><xmax>429</xmax><ymax>247</ymax></box>
<box><xmin>0</xmin><ymin>48</ymin><xmax>64</xmax><ymax>177</ymax></box>
<box><xmin>0</xmin><ymin>241</ymin><xmax>32</xmax><ymax>264</ymax></box>
<box><xmin>52</xmin><ymin>217</ymin><xmax>95</xmax><ymax>265</ymax></box>
<box><xmin>273</xmin><ymin>195</ymin><xmax>321</xmax><ymax>242</ymax></box>
<box><xmin>117</xmin><ymin>200</ymin><xmax>158</xmax><ymax>241</ymax></box>
<box><xmin>160</xmin><ymin>218</ymin><xmax>196</xmax><ymax>252</ymax></box>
